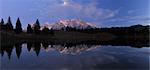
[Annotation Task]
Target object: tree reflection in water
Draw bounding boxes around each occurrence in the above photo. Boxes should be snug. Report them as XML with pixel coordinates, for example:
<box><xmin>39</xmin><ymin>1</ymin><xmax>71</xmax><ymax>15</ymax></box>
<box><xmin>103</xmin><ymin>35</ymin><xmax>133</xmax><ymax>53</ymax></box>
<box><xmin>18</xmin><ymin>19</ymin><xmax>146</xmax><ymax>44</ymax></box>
<box><xmin>1</xmin><ymin>42</ymin><xmax>101</xmax><ymax>59</ymax></box>
<box><xmin>15</xmin><ymin>43</ymin><xmax>22</xmax><ymax>59</ymax></box>
<box><xmin>0</xmin><ymin>41</ymin><xmax>149</xmax><ymax>69</ymax></box>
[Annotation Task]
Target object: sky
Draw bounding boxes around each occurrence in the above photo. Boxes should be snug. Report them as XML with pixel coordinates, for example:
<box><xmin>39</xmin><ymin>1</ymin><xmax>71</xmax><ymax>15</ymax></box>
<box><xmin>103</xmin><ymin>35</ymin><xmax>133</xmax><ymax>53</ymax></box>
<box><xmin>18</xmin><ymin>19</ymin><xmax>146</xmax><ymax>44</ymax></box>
<box><xmin>0</xmin><ymin>0</ymin><xmax>150</xmax><ymax>28</ymax></box>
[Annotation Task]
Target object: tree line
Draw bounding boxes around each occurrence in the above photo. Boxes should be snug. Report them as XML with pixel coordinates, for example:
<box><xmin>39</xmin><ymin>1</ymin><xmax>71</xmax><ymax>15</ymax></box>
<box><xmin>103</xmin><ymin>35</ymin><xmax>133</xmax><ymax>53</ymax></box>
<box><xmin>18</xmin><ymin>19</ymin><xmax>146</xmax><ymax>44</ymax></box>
<box><xmin>99</xmin><ymin>25</ymin><xmax>149</xmax><ymax>36</ymax></box>
<box><xmin>0</xmin><ymin>17</ymin><xmax>54</xmax><ymax>35</ymax></box>
<box><xmin>0</xmin><ymin>17</ymin><xmax>101</xmax><ymax>34</ymax></box>
<box><xmin>61</xmin><ymin>25</ymin><xmax>149</xmax><ymax>36</ymax></box>
<box><xmin>0</xmin><ymin>17</ymin><xmax>149</xmax><ymax>36</ymax></box>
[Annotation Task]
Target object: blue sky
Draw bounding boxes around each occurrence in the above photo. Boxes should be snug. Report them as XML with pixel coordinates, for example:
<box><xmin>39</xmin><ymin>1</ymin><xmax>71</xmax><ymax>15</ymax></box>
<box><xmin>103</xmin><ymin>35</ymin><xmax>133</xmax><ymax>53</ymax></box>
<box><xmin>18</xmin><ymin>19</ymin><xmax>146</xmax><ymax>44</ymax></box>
<box><xmin>0</xmin><ymin>0</ymin><xmax>150</xmax><ymax>28</ymax></box>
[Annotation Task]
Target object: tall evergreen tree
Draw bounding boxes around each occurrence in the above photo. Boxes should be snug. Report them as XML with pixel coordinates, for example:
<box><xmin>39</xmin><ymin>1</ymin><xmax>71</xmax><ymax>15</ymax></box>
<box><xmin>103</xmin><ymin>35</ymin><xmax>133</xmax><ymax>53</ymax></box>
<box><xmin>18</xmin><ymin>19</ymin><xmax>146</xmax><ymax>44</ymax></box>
<box><xmin>15</xmin><ymin>18</ymin><xmax>22</xmax><ymax>33</ymax></box>
<box><xmin>42</xmin><ymin>26</ymin><xmax>50</xmax><ymax>34</ymax></box>
<box><xmin>66</xmin><ymin>26</ymin><xmax>70</xmax><ymax>31</ymax></box>
<box><xmin>61</xmin><ymin>28</ymin><xmax>64</xmax><ymax>31</ymax></box>
<box><xmin>0</xmin><ymin>18</ymin><xmax>5</xmax><ymax>30</ymax></box>
<box><xmin>27</xmin><ymin>24</ymin><xmax>33</xmax><ymax>34</ymax></box>
<box><xmin>6</xmin><ymin>16</ymin><xmax>13</xmax><ymax>31</ymax></box>
<box><xmin>33</xmin><ymin>19</ymin><xmax>41</xmax><ymax>34</ymax></box>
<box><xmin>50</xmin><ymin>28</ymin><xmax>54</xmax><ymax>35</ymax></box>
<box><xmin>0</xmin><ymin>18</ymin><xmax>4</xmax><ymax>25</ymax></box>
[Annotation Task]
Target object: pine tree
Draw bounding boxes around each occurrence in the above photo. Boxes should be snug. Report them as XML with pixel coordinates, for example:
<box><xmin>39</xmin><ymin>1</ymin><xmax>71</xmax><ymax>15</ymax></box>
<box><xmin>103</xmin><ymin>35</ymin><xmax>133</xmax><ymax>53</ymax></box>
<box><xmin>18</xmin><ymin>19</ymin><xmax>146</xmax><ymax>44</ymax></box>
<box><xmin>33</xmin><ymin>19</ymin><xmax>41</xmax><ymax>34</ymax></box>
<box><xmin>15</xmin><ymin>18</ymin><xmax>22</xmax><ymax>33</ymax></box>
<box><xmin>50</xmin><ymin>28</ymin><xmax>54</xmax><ymax>35</ymax></box>
<box><xmin>6</xmin><ymin>16</ymin><xmax>13</xmax><ymax>31</ymax></box>
<box><xmin>27</xmin><ymin>24</ymin><xmax>33</xmax><ymax>34</ymax></box>
<box><xmin>0</xmin><ymin>18</ymin><xmax>5</xmax><ymax>30</ymax></box>
<box><xmin>0</xmin><ymin>18</ymin><xmax>4</xmax><ymax>25</ymax></box>
<box><xmin>61</xmin><ymin>28</ymin><xmax>64</xmax><ymax>31</ymax></box>
<box><xmin>42</xmin><ymin>26</ymin><xmax>50</xmax><ymax>34</ymax></box>
<box><xmin>66</xmin><ymin>26</ymin><xmax>70</xmax><ymax>31</ymax></box>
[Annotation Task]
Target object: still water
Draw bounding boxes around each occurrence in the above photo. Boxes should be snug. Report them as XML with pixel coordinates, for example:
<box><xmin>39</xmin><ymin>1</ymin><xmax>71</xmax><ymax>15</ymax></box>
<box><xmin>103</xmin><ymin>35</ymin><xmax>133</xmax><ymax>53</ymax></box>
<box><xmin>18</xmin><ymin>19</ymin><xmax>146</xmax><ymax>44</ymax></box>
<box><xmin>0</xmin><ymin>42</ymin><xmax>150</xmax><ymax>70</ymax></box>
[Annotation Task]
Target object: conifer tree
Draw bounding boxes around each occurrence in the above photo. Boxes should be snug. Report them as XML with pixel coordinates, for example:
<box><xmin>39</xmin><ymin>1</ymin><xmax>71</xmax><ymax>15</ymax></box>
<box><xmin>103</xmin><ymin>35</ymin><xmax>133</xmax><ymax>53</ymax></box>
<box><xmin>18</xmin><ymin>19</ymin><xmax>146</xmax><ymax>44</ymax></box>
<box><xmin>33</xmin><ymin>19</ymin><xmax>41</xmax><ymax>34</ymax></box>
<box><xmin>15</xmin><ymin>18</ymin><xmax>22</xmax><ymax>33</ymax></box>
<box><xmin>6</xmin><ymin>16</ymin><xmax>13</xmax><ymax>31</ymax></box>
<box><xmin>27</xmin><ymin>24</ymin><xmax>33</xmax><ymax>34</ymax></box>
<box><xmin>42</xmin><ymin>26</ymin><xmax>49</xmax><ymax>34</ymax></box>
<box><xmin>0</xmin><ymin>18</ymin><xmax>5</xmax><ymax>30</ymax></box>
<box><xmin>0</xmin><ymin>18</ymin><xmax>4</xmax><ymax>25</ymax></box>
<box><xmin>50</xmin><ymin>28</ymin><xmax>54</xmax><ymax>35</ymax></box>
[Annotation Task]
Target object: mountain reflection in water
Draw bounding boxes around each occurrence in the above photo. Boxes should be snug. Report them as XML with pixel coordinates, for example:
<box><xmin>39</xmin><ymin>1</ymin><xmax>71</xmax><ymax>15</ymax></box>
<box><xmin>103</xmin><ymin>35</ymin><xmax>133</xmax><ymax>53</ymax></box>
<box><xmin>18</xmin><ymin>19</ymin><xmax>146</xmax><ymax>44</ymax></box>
<box><xmin>0</xmin><ymin>42</ymin><xmax>149</xmax><ymax>70</ymax></box>
<box><xmin>1</xmin><ymin>42</ymin><xmax>100</xmax><ymax>59</ymax></box>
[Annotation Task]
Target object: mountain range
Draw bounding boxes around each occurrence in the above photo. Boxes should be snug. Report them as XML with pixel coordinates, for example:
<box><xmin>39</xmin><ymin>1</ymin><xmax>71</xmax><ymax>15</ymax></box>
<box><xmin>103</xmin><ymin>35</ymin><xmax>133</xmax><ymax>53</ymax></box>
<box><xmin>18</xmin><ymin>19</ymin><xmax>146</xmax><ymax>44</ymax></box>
<box><xmin>41</xmin><ymin>19</ymin><xmax>99</xmax><ymax>30</ymax></box>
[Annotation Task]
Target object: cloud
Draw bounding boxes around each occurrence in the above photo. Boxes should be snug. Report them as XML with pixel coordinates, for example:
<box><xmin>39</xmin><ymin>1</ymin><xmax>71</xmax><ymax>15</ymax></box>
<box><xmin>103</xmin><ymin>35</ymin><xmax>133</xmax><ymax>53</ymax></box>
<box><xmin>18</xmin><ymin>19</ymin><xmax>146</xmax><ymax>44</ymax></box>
<box><xmin>106</xmin><ymin>15</ymin><xmax>150</xmax><ymax>25</ymax></box>
<box><xmin>81</xmin><ymin>3</ymin><xmax>117</xmax><ymax>20</ymax></box>
<box><xmin>36</xmin><ymin>0</ymin><xmax>116</xmax><ymax>23</ymax></box>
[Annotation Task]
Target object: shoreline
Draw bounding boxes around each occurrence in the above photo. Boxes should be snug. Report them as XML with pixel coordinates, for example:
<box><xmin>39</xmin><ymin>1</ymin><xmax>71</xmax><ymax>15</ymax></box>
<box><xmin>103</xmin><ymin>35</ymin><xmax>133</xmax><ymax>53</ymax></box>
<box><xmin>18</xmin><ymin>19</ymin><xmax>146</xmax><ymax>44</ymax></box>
<box><xmin>1</xmin><ymin>31</ymin><xmax>149</xmax><ymax>47</ymax></box>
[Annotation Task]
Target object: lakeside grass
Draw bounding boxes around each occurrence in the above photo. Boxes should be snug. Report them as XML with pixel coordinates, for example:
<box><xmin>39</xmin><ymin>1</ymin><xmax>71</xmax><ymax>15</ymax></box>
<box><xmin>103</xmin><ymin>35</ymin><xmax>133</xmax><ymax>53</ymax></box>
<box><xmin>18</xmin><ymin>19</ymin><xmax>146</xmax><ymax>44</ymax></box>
<box><xmin>1</xmin><ymin>31</ymin><xmax>116</xmax><ymax>42</ymax></box>
<box><xmin>1</xmin><ymin>30</ymin><xmax>149</xmax><ymax>47</ymax></box>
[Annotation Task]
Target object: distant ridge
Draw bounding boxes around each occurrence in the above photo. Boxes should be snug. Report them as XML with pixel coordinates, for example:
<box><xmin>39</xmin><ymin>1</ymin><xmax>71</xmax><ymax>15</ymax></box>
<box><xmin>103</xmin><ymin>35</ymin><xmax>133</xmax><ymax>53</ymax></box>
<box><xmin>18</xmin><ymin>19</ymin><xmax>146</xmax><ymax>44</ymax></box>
<box><xmin>41</xmin><ymin>19</ymin><xmax>99</xmax><ymax>29</ymax></box>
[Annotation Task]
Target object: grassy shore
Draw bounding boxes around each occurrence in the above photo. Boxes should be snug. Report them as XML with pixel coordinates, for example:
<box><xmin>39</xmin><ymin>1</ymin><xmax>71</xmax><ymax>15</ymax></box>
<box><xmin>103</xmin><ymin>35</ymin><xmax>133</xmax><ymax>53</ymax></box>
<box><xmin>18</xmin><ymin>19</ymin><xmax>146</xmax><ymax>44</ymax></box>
<box><xmin>1</xmin><ymin>31</ymin><xmax>116</xmax><ymax>42</ymax></box>
<box><xmin>1</xmin><ymin>30</ymin><xmax>149</xmax><ymax>47</ymax></box>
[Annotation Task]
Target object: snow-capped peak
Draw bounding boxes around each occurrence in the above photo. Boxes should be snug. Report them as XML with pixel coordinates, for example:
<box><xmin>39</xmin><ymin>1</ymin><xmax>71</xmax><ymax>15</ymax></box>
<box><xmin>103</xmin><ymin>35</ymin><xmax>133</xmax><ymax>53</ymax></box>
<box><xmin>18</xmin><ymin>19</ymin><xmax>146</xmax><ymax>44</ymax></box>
<box><xmin>42</xmin><ymin>19</ymin><xmax>99</xmax><ymax>30</ymax></box>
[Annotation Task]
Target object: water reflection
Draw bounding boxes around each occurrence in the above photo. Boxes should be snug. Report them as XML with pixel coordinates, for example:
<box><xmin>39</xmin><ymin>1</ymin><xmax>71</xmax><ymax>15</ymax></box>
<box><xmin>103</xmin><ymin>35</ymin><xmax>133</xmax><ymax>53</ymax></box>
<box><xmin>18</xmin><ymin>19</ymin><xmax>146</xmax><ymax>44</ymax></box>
<box><xmin>1</xmin><ymin>44</ymin><xmax>14</xmax><ymax>59</ymax></box>
<box><xmin>15</xmin><ymin>43</ymin><xmax>22</xmax><ymax>59</ymax></box>
<box><xmin>0</xmin><ymin>42</ymin><xmax>149</xmax><ymax>69</ymax></box>
<box><xmin>1</xmin><ymin>42</ymin><xmax>101</xmax><ymax>59</ymax></box>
